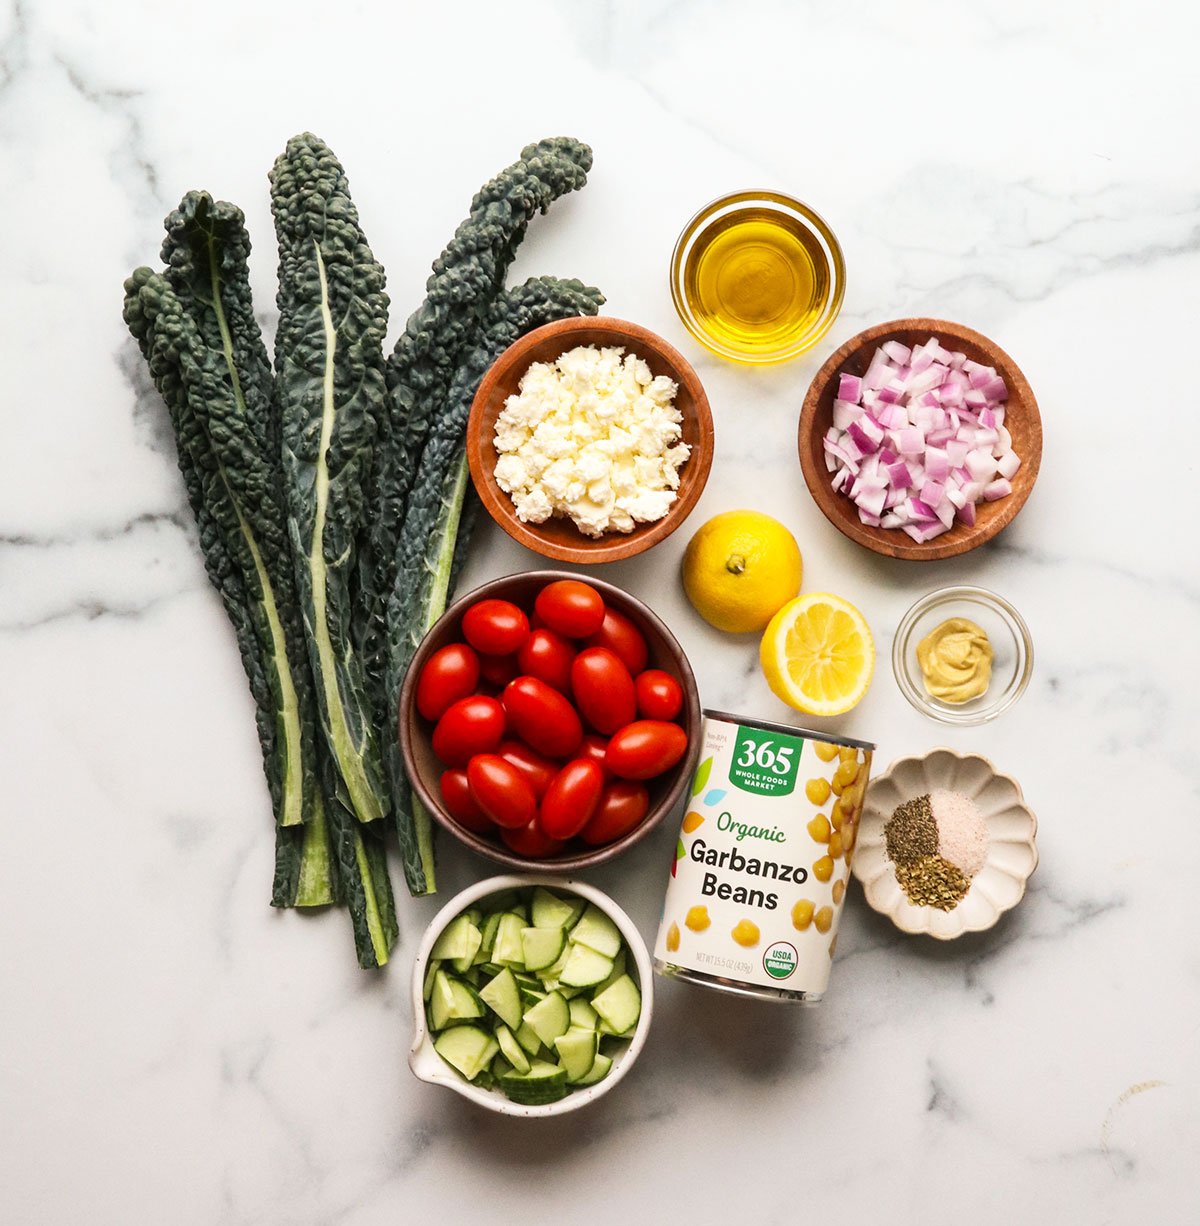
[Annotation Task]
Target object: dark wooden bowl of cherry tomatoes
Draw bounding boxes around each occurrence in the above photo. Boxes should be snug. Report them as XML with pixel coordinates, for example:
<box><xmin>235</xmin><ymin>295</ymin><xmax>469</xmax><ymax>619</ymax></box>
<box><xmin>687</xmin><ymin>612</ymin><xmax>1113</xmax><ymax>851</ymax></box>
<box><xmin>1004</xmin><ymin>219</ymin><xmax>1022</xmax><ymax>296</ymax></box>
<box><xmin>398</xmin><ymin>571</ymin><xmax>702</xmax><ymax>871</ymax></box>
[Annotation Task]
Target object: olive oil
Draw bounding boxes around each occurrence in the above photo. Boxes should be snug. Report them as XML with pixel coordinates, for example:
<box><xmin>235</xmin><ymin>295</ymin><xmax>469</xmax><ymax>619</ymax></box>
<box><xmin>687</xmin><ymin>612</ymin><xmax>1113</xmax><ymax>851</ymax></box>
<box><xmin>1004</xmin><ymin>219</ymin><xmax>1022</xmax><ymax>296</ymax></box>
<box><xmin>671</xmin><ymin>192</ymin><xmax>844</xmax><ymax>364</ymax></box>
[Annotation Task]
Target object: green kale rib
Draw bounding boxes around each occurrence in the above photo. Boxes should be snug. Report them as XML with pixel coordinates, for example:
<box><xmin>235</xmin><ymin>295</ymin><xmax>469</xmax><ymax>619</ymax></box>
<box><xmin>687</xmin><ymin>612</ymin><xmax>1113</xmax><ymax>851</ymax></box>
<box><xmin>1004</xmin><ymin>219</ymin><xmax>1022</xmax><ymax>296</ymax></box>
<box><xmin>319</xmin><ymin>748</ymin><xmax>398</xmax><ymax>968</ymax></box>
<box><xmin>385</xmin><ymin>276</ymin><xmax>605</xmax><ymax>895</ymax></box>
<box><xmin>356</xmin><ymin>139</ymin><xmax>593</xmax><ymax>695</ymax></box>
<box><xmin>271</xmin><ymin>133</ymin><xmax>390</xmax><ymax>826</ymax></box>
<box><xmin>123</xmin><ymin>269</ymin><xmax>335</xmax><ymax>906</ymax></box>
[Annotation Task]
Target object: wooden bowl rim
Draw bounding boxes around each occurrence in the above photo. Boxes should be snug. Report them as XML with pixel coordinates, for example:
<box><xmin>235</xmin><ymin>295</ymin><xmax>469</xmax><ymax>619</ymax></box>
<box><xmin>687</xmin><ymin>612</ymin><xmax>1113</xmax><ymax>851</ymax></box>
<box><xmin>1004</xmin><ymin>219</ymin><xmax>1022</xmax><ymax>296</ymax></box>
<box><xmin>397</xmin><ymin>568</ymin><xmax>703</xmax><ymax>872</ymax></box>
<box><xmin>466</xmin><ymin>316</ymin><xmax>715</xmax><ymax>565</ymax></box>
<box><xmin>798</xmin><ymin>317</ymin><xmax>1042</xmax><ymax>561</ymax></box>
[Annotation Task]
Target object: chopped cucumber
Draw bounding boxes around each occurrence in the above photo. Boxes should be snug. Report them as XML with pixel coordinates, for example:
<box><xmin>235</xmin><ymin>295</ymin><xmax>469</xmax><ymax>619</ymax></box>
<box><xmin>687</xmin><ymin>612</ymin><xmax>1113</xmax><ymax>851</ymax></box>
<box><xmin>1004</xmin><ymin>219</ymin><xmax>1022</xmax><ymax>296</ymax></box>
<box><xmin>495</xmin><ymin>1024</ymin><xmax>531</xmax><ymax>1074</ymax></box>
<box><xmin>539</xmin><ymin>942</ymin><xmax>571</xmax><ymax>985</ymax></box>
<box><xmin>425</xmin><ymin>887</ymin><xmax>640</xmax><ymax>1106</ymax></box>
<box><xmin>524</xmin><ymin>990</ymin><xmax>570</xmax><ymax>1047</ymax></box>
<box><xmin>515</xmin><ymin>1020</ymin><xmax>544</xmax><ymax>1057</ymax></box>
<box><xmin>531</xmin><ymin>887</ymin><xmax>585</xmax><ymax>930</ymax></box>
<box><xmin>422</xmin><ymin>958</ymin><xmax>441</xmax><ymax>1003</ymax></box>
<box><xmin>554</xmin><ymin>1027</ymin><xmax>600</xmax><ymax>1082</ymax></box>
<box><xmin>479</xmin><ymin>910</ymin><xmax>502</xmax><ymax>958</ymax></box>
<box><xmin>573</xmin><ymin>1051</ymin><xmax>612</xmax><ymax>1087</ymax></box>
<box><xmin>593</xmin><ymin>949</ymin><xmax>627</xmax><ymax>996</ymax></box>
<box><xmin>479</xmin><ymin>967</ymin><xmax>523</xmax><ymax>1030</ymax></box>
<box><xmin>568</xmin><ymin>998</ymin><xmax>599</xmax><ymax>1031</ymax></box>
<box><xmin>569</xmin><ymin>904</ymin><xmax>622</xmax><ymax>958</ymax></box>
<box><xmin>521</xmin><ymin>926</ymin><xmax>566</xmax><ymax>972</ymax></box>
<box><xmin>492</xmin><ymin>913</ymin><xmax>527</xmax><ymax>966</ymax></box>
<box><xmin>498</xmin><ymin>1060</ymin><xmax>569</xmax><ymax>1106</ymax></box>
<box><xmin>434</xmin><ymin>1025</ymin><xmax>498</xmax><ymax>1081</ymax></box>
<box><xmin>430</xmin><ymin>970</ymin><xmax>485</xmax><ymax>1031</ymax></box>
<box><xmin>559</xmin><ymin>942</ymin><xmax>614</xmax><ymax>988</ymax></box>
<box><xmin>430</xmin><ymin>914</ymin><xmax>482</xmax><ymax>964</ymax></box>
<box><xmin>591</xmin><ymin>974</ymin><xmax>641</xmax><ymax>1035</ymax></box>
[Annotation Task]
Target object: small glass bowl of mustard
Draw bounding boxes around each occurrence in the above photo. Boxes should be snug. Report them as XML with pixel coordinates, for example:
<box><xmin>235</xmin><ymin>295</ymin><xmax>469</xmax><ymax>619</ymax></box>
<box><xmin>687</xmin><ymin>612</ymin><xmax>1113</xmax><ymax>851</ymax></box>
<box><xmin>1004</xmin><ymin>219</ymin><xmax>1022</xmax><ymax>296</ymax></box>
<box><xmin>669</xmin><ymin>190</ymin><xmax>845</xmax><ymax>365</ymax></box>
<box><xmin>893</xmin><ymin>586</ymin><xmax>1033</xmax><ymax>726</ymax></box>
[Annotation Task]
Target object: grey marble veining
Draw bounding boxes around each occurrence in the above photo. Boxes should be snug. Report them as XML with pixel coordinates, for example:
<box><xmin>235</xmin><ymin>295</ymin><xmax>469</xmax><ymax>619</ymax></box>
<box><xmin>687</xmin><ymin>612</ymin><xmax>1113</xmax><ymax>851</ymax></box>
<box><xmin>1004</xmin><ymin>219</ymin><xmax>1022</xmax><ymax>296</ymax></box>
<box><xmin>1</xmin><ymin>1</ymin><xmax>1198</xmax><ymax>1223</ymax></box>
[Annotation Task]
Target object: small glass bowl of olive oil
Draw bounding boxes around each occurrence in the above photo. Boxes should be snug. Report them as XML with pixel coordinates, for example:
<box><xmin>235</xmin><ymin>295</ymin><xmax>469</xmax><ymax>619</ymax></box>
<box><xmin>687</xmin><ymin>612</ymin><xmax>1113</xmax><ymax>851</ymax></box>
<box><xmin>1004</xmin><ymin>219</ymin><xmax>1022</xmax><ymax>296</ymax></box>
<box><xmin>670</xmin><ymin>190</ymin><xmax>845</xmax><ymax>365</ymax></box>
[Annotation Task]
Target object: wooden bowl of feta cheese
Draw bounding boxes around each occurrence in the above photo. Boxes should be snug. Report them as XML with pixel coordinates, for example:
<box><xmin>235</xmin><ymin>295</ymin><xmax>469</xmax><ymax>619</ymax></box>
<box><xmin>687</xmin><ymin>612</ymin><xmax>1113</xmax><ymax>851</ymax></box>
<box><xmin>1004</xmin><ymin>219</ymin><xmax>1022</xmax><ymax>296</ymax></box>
<box><xmin>467</xmin><ymin>317</ymin><xmax>714</xmax><ymax>564</ymax></box>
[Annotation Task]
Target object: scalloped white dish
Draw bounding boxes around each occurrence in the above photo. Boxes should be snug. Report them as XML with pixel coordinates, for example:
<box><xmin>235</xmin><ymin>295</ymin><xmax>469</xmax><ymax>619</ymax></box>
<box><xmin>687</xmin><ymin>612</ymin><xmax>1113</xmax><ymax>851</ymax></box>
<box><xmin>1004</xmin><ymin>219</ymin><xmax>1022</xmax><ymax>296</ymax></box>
<box><xmin>852</xmin><ymin>748</ymin><xmax>1038</xmax><ymax>939</ymax></box>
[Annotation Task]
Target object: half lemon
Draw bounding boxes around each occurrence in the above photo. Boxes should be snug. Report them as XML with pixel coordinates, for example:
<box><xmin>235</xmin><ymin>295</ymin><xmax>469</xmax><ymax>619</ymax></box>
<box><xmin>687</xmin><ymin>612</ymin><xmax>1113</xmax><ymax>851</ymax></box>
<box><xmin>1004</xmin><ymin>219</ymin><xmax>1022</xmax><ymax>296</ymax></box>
<box><xmin>760</xmin><ymin>593</ymin><xmax>875</xmax><ymax>716</ymax></box>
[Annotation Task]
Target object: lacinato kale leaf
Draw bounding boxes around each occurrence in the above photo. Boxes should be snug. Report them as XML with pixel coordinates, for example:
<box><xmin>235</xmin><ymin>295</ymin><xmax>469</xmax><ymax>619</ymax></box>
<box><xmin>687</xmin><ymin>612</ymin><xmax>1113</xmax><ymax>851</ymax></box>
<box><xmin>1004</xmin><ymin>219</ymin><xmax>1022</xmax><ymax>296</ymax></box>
<box><xmin>158</xmin><ymin>192</ymin><xmax>317</xmax><ymax>836</ymax></box>
<box><xmin>122</xmin><ymin>268</ymin><xmax>335</xmax><ymax>904</ymax></box>
<box><xmin>270</xmin><ymin>134</ymin><xmax>390</xmax><ymax>827</ymax></box>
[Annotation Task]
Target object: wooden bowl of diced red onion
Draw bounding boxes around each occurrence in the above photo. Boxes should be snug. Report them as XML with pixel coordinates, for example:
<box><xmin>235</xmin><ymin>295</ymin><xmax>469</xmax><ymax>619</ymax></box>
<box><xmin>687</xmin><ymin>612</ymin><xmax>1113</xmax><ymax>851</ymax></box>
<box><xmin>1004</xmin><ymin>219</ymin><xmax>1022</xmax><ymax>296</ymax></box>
<box><xmin>799</xmin><ymin>319</ymin><xmax>1042</xmax><ymax>560</ymax></box>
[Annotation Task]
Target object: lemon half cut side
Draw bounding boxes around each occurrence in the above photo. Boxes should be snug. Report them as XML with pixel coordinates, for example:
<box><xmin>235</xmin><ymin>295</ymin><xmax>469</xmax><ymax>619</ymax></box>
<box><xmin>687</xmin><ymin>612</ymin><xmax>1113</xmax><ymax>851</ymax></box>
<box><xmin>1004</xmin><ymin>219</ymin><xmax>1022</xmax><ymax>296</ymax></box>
<box><xmin>760</xmin><ymin>593</ymin><xmax>874</xmax><ymax>716</ymax></box>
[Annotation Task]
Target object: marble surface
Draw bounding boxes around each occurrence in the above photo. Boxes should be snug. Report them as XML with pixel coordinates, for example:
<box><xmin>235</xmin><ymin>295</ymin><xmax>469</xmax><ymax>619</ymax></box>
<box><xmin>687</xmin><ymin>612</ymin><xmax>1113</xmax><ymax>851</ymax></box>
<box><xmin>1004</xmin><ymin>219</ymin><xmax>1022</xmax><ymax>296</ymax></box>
<box><xmin>3</xmin><ymin>1</ymin><xmax>1198</xmax><ymax>1222</ymax></box>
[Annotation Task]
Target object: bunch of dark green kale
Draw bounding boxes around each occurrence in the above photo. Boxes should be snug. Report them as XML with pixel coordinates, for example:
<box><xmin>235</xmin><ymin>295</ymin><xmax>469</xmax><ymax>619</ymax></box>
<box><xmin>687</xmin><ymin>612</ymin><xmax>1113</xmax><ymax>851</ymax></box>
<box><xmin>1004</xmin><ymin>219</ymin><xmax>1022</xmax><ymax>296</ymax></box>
<box><xmin>124</xmin><ymin>134</ymin><xmax>602</xmax><ymax>967</ymax></box>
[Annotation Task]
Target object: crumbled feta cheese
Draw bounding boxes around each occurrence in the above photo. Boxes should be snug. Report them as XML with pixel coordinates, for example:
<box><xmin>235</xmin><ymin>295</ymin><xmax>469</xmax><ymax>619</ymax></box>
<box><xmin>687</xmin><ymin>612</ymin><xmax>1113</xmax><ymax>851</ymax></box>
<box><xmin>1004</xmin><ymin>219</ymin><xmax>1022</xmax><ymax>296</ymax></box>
<box><xmin>492</xmin><ymin>345</ymin><xmax>691</xmax><ymax>537</ymax></box>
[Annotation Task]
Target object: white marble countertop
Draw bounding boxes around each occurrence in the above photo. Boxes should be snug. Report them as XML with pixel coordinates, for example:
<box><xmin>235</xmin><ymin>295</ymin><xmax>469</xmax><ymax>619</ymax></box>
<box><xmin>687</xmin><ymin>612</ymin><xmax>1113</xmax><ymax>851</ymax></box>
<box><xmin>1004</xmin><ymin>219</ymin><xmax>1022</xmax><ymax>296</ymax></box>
<box><xmin>4</xmin><ymin>1</ymin><xmax>1198</xmax><ymax>1222</ymax></box>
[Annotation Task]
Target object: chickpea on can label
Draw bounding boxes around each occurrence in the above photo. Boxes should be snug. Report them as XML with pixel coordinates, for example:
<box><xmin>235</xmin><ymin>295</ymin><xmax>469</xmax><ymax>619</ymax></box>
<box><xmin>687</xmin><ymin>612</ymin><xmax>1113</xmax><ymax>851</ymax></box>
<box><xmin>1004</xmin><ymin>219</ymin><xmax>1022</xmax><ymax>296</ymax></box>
<box><xmin>654</xmin><ymin>710</ymin><xmax>874</xmax><ymax>1004</ymax></box>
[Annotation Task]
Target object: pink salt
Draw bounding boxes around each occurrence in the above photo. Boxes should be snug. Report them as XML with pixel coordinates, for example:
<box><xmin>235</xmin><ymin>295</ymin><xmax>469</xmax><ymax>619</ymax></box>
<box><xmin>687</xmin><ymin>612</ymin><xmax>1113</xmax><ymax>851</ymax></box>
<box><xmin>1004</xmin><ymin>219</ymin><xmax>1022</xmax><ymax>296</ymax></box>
<box><xmin>930</xmin><ymin>788</ymin><xmax>988</xmax><ymax>878</ymax></box>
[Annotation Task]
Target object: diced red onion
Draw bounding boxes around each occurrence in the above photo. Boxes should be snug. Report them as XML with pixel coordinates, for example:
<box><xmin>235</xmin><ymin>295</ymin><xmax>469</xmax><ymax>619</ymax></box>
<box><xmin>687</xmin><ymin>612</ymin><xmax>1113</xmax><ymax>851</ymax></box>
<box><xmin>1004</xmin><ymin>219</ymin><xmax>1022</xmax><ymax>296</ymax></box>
<box><xmin>966</xmin><ymin>448</ymin><xmax>997</xmax><ymax>481</ymax></box>
<box><xmin>824</xmin><ymin>334</ymin><xmax>1020</xmax><ymax>542</ymax></box>
<box><xmin>846</xmin><ymin>421</ymin><xmax>879</xmax><ymax>455</ymax></box>
<box><xmin>886</xmin><ymin>461</ymin><xmax>912</xmax><ymax>489</ymax></box>
<box><xmin>996</xmin><ymin>450</ymin><xmax>1021</xmax><ymax>479</ymax></box>
<box><xmin>833</xmin><ymin>399</ymin><xmax>864</xmax><ymax>431</ymax></box>
<box><xmin>924</xmin><ymin>446</ymin><xmax>950</xmax><ymax>482</ymax></box>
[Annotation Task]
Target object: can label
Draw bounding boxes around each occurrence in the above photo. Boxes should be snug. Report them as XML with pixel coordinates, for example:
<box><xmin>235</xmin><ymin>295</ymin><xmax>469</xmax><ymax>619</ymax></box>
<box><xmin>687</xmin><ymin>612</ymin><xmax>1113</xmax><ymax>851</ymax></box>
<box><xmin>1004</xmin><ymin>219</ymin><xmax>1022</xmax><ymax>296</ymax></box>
<box><xmin>655</xmin><ymin>711</ymin><xmax>873</xmax><ymax>1000</ymax></box>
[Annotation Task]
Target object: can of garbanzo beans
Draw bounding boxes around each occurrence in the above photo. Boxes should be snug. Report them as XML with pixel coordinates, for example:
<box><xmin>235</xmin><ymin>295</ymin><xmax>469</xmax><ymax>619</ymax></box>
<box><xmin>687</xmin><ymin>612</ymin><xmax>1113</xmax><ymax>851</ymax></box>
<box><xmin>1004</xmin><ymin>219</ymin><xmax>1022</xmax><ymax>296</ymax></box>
<box><xmin>654</xmin><ymin>710</ymin><xmax>874</xmax><ymax>1003</ymax></box>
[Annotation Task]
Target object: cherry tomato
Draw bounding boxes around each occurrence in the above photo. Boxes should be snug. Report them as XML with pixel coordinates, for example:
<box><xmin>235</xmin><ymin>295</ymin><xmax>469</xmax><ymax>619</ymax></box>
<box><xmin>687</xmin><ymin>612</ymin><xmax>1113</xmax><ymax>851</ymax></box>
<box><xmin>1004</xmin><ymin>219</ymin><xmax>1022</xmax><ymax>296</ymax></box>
<box><xmin>580</xmin><ymin>780</ymin><xmax>650</xmax><ymax>845</ymax></box>
<box><xmin>478</xmin><ymin>652</ymin><xmax>519</xmax><ymax>688</ymax></box>
<box><xmin>497</xmin><ymin>740</ymin><xmax>557</xmax><ymax>799</ymax></box>
<box><xmin>416</xmin><ymin>643</ymin><xmax>480</xmax><ymax>721</ymax></box>
<box><xmin>500</xmin><ymin>819</ymin><xmax>567</xmax><ymax>859</ymax></box>
<box><xmin>578</xmin><ymin>733</ymin><xmax>610</xmax><ymax>777</ymax></box>
<box><xmin>431</xmin><ymin>695</ymin><xmax>506</xmax><ymax>767</ymax></box>
<box><xmin>605</xmin><ymin>720</ymin><xmax>689</xmax><ymax>780</ymax></box>
<box><xmin>502</xmin><ymin>676</ymin><xmax>583</xmax><ymax>758</ymax></box>
<box><xmin>439</xmin><ymin>769</ymin><xmax>492</xmax><ymax>835</ymax></box>
<box><xmin>461</xmin><ymin>599</ymin><xmax>530</xmax><ymax>656</ymax></box>
<box><xmin>583</xmin><ymin>607</ymin><xmax>648</xmax><ymax>675</ymax></box>
<box><xmin>466</xmin><ymin>754</ymin><xmax>537</xmax><ymax>830</ymax></box>
<box><xmin>517</xmin><ymin>628</ymin><xmax>575</xmax><ymax>693</ymax></box>
<box><xmin>635</xmin><ymin>669</ymin><xmax>684</xmax><ymax>721</ymax></box>
<box><xmin>534</xmin><ymin>580</ymin><xmax>606</xmax><ymax>639</ymax></box>
<box><xmin>538</xmin><ymin>758</ymin><xmax>605</xmax><ymax>841</ymax></box>
<box><xmin>571</xmin><ymin>647</ymin><xmax>637</xmax><ymax>735</ymax></box>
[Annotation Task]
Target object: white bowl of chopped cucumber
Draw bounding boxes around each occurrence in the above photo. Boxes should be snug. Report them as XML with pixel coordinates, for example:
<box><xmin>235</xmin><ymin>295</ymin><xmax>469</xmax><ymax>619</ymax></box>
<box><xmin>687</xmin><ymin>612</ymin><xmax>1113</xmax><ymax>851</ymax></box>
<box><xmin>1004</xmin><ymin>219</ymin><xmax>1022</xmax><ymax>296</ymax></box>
<box><xmin>410</xmin><ymin>875</ymin><xmax>652</xmax><ymax>1115</ymax></box>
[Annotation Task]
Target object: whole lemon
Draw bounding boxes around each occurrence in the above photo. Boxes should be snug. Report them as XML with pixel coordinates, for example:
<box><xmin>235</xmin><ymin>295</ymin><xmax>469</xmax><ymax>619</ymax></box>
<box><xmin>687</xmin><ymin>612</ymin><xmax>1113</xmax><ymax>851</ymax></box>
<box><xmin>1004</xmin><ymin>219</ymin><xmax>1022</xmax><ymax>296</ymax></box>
<box><xmin>681</xmin><ymin>511</ymin><xmax>802</xmax><ymax>633</ymax></box>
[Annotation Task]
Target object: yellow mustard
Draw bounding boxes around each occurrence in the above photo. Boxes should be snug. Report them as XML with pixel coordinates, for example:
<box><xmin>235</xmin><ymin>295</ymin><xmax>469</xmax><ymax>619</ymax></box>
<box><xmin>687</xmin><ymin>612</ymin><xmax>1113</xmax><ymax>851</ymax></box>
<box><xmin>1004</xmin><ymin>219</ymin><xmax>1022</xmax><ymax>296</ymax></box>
<box><xmin>916</xmin><ymin>617</ymin><xmax>994</xmax><ymax>703</ymax></box>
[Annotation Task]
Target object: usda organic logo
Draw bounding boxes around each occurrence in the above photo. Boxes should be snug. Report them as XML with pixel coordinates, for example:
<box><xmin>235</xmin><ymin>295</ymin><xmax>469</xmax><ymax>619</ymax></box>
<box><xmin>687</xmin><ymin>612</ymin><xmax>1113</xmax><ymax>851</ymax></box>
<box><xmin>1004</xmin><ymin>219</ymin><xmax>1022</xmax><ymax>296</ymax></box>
<box><xmin>763</xmin><ymin>941</ymin><xmax>798</xmax><ymax>980</ymax></box>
